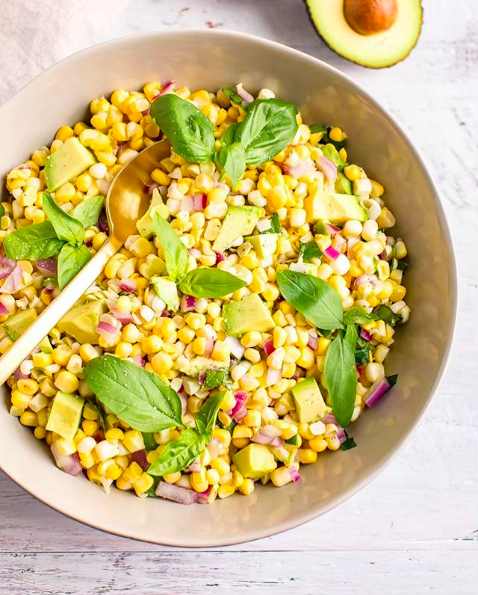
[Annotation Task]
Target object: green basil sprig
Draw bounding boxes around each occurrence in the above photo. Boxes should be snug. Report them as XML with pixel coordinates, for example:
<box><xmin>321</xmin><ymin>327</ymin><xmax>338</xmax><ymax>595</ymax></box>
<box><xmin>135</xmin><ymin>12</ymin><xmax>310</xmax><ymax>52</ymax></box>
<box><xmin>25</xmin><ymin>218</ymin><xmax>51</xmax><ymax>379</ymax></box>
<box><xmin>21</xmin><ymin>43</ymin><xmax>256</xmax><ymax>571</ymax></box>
<box><xmin>3</xmin><ymin>221</ymin><xmax>64</xmax><ymax>261</ymax></box>
<box><xmin>216</xmin><ymin>142</ymin><xmax>246</xmax><ymax>188</ymax></box>
<box><xmin>277</xmin><ymin>270</ymin><xmax>343</xmax><ymax>331</ymax></box>
<box><xmin>324</xmin><ymin>334</ymin><xmax>357</xmax><ymax>428</ymax></box>
<box><xmin>202</xmin><ymin>368</ymin><xmax>230</xmax><ymax>390</ymax></box>
<box><xmin>57</xmin><ymin>244</ymin><xmax>92</xmax><ymax>289</ymax></box>
<box><xmin>298</xmin><ymin>240</ymin><xmax>322</xmax><ymax>262</ymax></box>
<box><xmin>260</xmin><ymin>212</ymin><xmax>281</xmax><ymax>235</ymax></box>
<box><xmin>372</xmin><ymin>304</ymin><xmax>402</xmax><ymax>325</ymax></box>
<box><xmin>84</xmin><ymin>354</ymin><xmax>185</xmax><ymax>432</ymax></box>
<box><xmin>343</xmin><ymin>306</ymin><xmax>375</xmax><ymax>325</ymax></box>
<box><xmin>42</xmin><ymin>193</ymin><xmax>84</xmax><ymax>244</ymax></box>
<box><xmin>220</xmin><ymin>87</ymin><xmax>245</xmax><ymax>106</ymax></box>
<box><xmin>70</xmin><ymin>195</ymin><xmax>104</xmax><ymax>228</ymax></box>
<box><xmin>344</xmin><ymin>323</ymin><xmax>358</xmax><ymax>351</ymax></box>
<box><xmin>148</xmin><ymin>390</ymin><xmax>226</xmax><ymax>477</ymax></box>
<box><xmin>152</xmin><ymin>212</ymin><xmax>246</xmax><ymax>299</ymax></box>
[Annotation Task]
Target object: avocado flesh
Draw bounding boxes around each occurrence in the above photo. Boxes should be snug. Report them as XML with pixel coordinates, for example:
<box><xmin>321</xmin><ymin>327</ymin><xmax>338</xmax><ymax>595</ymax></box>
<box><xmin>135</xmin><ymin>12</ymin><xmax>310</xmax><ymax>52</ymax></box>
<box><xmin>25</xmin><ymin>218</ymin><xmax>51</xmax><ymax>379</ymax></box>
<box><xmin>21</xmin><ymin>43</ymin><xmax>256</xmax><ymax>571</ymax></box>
<box><xmin>245</xmin><ymin>233</ymin><xmax>280</xmax><ymax>259</ymax></box>
<box><xmin>151</xmin><ymin>277</ymin><xmax>179</xmax><ymax>311</ymax></box>
<box><xmin>3</xmin><ymin>308</ymin><xmax>37</xmax><ymax>340</ymax></box>
<box><xmin>292</xmin><ymin>377</ymin><xmax>326</xmax><ymax>423</ymax></box>
<box><xmin>213</xmin><ymin>206</ymin><xmax>265</xmax><ymax>252</ymax></box>
<box><xmin>305</xmin><ymin>0</ymin><xmax>423</xmax><ymax>68</ymax></box>
<box><xmin>223</xmin><ymin>293</ymin><xmax>274</xmax><ymax>337</ymax></box>
<box><xmin>137</xmin><ymin>189</ymin><xmax>170</xmax><ymax>238</ymax></box>
<box><xmin>46</xmin><ymin>391</ymin><xmax>84</xmax><ymax>441</ymax></box>
<box><xmin>233</xmin><ymin>443</ymin><xmax>277</xmax><ymax>479</ymax></box>
<box><xmin>305</xmin><ymin>190</ymin><xmax>366</xmax><ymax>225</ymax></box>
<box><xmin>175</xmin><ymin>356</ymin><xmax>217</xmax><ymax>377</ymax></box>
<box><xmin>57</xmin><ymin>299</ymin><xmax>108</xmax><ymax>344</ymax></box>
<box><xmin>45</xmin><ymin>137</ymin><xmax>96</xmax><ymax>192</ymax></box>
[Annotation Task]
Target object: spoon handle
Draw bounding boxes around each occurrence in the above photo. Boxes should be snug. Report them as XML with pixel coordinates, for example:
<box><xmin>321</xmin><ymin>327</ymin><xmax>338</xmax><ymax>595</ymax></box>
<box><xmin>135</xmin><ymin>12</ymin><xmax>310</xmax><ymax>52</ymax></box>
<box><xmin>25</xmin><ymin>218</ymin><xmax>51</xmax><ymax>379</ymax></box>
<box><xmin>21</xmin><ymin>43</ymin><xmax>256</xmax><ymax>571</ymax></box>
<box><xmin>0</xmin><ymin>237</ymin><xmax>120</xmax><ymax>386</ymax></box>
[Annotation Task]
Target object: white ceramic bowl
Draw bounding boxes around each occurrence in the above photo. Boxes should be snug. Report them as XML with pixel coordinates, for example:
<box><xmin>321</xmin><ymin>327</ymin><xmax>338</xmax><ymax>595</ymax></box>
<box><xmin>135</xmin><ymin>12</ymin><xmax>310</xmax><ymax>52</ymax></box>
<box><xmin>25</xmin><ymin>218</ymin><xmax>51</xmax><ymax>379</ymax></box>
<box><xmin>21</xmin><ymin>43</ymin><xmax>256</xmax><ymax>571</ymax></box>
<box><xmin>0</xmin><ymin>30</ymin><xmax>456</xmax><ymax>547</ymax></box>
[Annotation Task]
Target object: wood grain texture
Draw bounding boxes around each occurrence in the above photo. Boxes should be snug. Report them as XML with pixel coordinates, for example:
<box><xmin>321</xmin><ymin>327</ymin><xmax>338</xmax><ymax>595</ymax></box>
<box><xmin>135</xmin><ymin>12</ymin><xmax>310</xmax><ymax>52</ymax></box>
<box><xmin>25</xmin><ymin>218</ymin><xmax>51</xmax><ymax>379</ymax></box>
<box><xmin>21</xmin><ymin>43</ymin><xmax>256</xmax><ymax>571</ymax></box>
<box><xmin>1</xmin><ymin>0</ymin><xmax>477</xmax><ymax>593</ymax></box>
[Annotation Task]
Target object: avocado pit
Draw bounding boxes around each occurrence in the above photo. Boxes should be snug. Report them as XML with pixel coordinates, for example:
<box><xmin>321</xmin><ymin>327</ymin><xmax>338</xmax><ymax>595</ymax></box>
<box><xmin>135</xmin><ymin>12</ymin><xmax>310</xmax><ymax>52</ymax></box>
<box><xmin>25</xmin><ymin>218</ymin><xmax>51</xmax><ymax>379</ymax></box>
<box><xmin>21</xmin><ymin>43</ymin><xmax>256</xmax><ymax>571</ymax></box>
<box><xmin>344</xmin><ymin>0</ymin><xmax>398</xmax><ymax>35</ymax></box>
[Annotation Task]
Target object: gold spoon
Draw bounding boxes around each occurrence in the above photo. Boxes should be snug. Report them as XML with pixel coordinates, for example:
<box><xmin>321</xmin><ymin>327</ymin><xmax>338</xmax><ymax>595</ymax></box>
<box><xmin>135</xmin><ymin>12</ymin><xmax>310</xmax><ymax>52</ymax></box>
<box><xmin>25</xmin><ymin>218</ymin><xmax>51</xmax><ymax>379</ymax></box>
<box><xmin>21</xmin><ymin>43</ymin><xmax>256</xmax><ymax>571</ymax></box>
<box><xmin>0</xmin><ymin>140</ymin><xmax>171</xmax><ymax>385</ymax></box>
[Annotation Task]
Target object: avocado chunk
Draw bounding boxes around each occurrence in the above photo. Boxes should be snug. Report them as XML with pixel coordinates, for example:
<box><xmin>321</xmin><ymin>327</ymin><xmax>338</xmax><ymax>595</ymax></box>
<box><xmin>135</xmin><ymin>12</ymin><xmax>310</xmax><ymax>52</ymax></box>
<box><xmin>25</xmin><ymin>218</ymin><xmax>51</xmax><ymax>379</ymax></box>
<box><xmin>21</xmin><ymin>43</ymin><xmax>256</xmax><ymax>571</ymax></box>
<box><xmin>57</xmin><ymin>299</ymin><xmax>108</xmax><ymax>344</ymax></box>
<box><xmin>223</xmin><ymin>293</ymin><xmax>275</xmax><ymax>337</ymax></box>
<box><xmin>137</xmin><ymin>189</ymin><xmax>170</xmax><ymax>238</ymax></box>
<box><xmin>39</xmin><ymin>336</ymin><xmax>53</xmax><ymax>353</ymax></box>
<box><xmin>245</xmin><ymin>233</ymin><xmax>279</xmax><ymax>259</ymax></box>
<box><xmin>45</xmin><ymin>137</ymin><xmax>96</xmax><ymax>192</ymax></box>
<box><xmin>175</xmin><ymin>356</ymin><xmax>217</xmax><ymax>377</ymax></box>
<box><xmin>305</xmin><ymin>190</ymin><xmax>366</xmax><ymax>225</ymax></box>
<box><xmin>151</xmin><ymin>276</ymin><xmax>179</xmax><ymax>311</ymax></box>
<box><xmin>46</xmin><ymin>391</ymin><xmax>84</xmax><ymax>441</ymax></box>
<box><xmin>304</xmin><ymin>0</ymin><xmax>423</xmax><ymax>69</ymax></box>
<box><xmin>335</xmin><ymin>172</ymin><xmax>353</xmax><ymax>195</ymax></box>
<box><xmin>233</xmin><ymin>443</ymin><xmax>277</xmax><ymax>479</ymax></box>
<box><xmin>289</xmin><ymin>261</ymin><xmax>318</xmax><ymax>277</ymax></box>
<box><xmin>3</xmin><ymin>308</ymin><xmax>37</xmax><ymax>340</ymax></box>
<box><xmin>292</xmin><ymin>377</ymin><xmax>326</xmax><ymax>423</ymax></box>
<box><xmin>213</xmin><ymin>206</ymin><xmax>265</xmax><ymax>252</ymax></box>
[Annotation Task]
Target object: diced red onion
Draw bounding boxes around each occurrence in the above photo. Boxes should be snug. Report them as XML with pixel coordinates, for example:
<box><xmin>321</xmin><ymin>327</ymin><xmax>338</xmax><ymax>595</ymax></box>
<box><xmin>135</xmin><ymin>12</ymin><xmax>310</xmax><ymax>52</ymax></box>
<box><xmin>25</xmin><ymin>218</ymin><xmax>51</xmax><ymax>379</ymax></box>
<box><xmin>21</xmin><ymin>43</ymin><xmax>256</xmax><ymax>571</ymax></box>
<box><xmin>332</xmin><ymin>234</ymin><xmax>346</xmax><ymax>253</ymax></box>
<box><xmin>97</xmin><ymin>321</ymin><xmax>118</xmax><ymax>334</ymax></box>
<box><xmin>355</xmin><ymin>274</ymin><xmax>378</xmax><ymax>288</ymax></box>
<box><xmin>193</xmin><ymin>194</ymin><xmax>207</xmax><ymax>211</ymax></box>
<box><xmin>0</xmin><ymin>263</ymin><xmax>23</xmax><ymax>294</ymax></box>
<box><xmin>51</xmin><ymin>443</ymin><xmax>82</xmax><ymax>476</ymax></box>
<box><xmin>360</xmin><ymin>329</ymin><xmax>373</xmax><ymax>342</ymax></box>
<box><xmin>43</xmin><ymin>284</ymin><xmax>57</xmax><ymax>295</ymax></box>
<box><xmin>251</xmin><ymin>424</ymin><xmax>282</xmax><ymax>445</ymax></box>
<box><xmin>325</xmin><ymin>223</ymin><xmax>340</xmax><ymax>236</ymax></box>
<box><xmin>347</xmin><ymin>237</ymin><xmax>359</xmax><ymax>259</ymax></box>
<box><xmin>96</xmin><ymin>321</ymin><xmax>121</xmax><ymax>343</ymax></box>
<box><xmin>224</xmin><ymin>336</ymin><xmax>245</xmax><ymax>360</ymax></box>
<box><xmin>131</xmin><ymin>449</ymin><xmax>149</xmax><ymax>471</ymax></box>
<box><xmin>323</xmin><ymin>413</ymin><xmax>337</xmax><ymax>424</ymax></box>
<box><xmin>181</xmin><ymin>295</ymin><xmax>197</xmax><ymax>312</ymax></box>
<box><xmin>292</xmin><ymin>369</ymin><xmax>305</xmax><ymax>380</ymax></box>
<box><xmin>205</xmin><ymin>337</ymin><xmax>214</xmax><ymax>357</ymax></box>
<box><xmin>187</xmin><ymin>458</ymin><xmax>201</xmax><ymax>473</ymax></box>
<box><xmin>316</xmin><ymin>155</ymin><xmax>338</xmax><ymax>184</ymax></box>
<box><xmin>132</xmin><ymin>354</ymin><xmax>145</xmax><ymax>367</ymax></box>
<box><xmin>289</xmin><ymin>467</ymin><xmax>301</xmax><ymax>483</ymax></box>
<box><xmin>98</xmin><ymin>210</ymin><xmax>110</xmax><ymax>234</ymax></box>
<box><xmin>14</xmin><ymin>367</ymin><xmax>29</xmax><ymax>381</ymax></box>
<box><xmin>215</xmin><ymin>252</ymin><xmax>225</xmax><ymax>264</ymax></box>
<box><xmin>116</xmin><ymin>141</ymin><xmax>128</xmax><ymax>156</ymax></box>
<box><xmin>356</xmin><ymin>364</ymin><xmax>362</xmax><ymax>379</ymax></box>
<box><xmin>181</xmin><ymin>195</ymin><xmax>195</xmax><ymax>212</ymax></box>
<box><xmin>110</xmin><ymin>308</ymin><xmax>133</xmax><ymax>325</ymax></box>
<box><xmin>0</xmin><ymin>302</ymin><xmax>9</xmax><ymax>316</ymax></box>
<box><xmin>263</xmin><ymin>339</ymin><xmax>275</xmax><ymax>356</ymax></box>
<box><xmin>228</xmin><ymin>391</ymin><xmax>247</xmax><ymax>418</ymax></box>
<box><xmin>365</xmin><ymin>376</ymin><xmax>397</xmax><ymax>408</ymax></box>
<box><xmin>93</xmin><ymin>429</ymin><xmax>105</xmax><ymax>443</ymax></box>
<box><xmin>386</xmin><ymin>236</ymin><xmax>395</xmax><ymax>246</ymax></box>
<box><xmin>0</xmin><ymin>256</ymin><xmax>16</xmax><ymax>280</ymax></box>
<box><xmin>267</xmin><ymin>368</ymin><xmax>282</xmax><ymax>386</ymax></box>
<box><xmin>232</xmin><ymin>404</ymin><xmax>247</xmax><ymax>422</ymax></box>
<box><xmin>144</xmin><ymin>183</ymin><xmax>159</xmax><ymax>194</ymax></box>
<box><xmin>323</xmin><ymin>246</ymin><xmax>340</xmax><ymax>261</ymax></box>
<box><xmin>283</xmin><ymin>160</ymin><xmax>316</xmax><ymax>179</ymax></box>
<box><xmin>35</xmin><ymin>258</ymin><xmax>57</xmax><ymax>277</ymax></box>
<box><xmin>307</xmin><ymin>329</ymin><xmax>318</xmax><ymax>350</ymax></box>
<box><xmin>158</xmin><ymin>81</ymin><xmax>175</xmax><ymax>96</ymax></box>
<box><xmin>198</xmin><ymin>372</ymin><xmax>206</xmax><ymax>384</ymax></box>
<box><xmin>178</xmin><ymin>390</ymin><xmax>187</xmax><ymax>414</ymax></box>
<box><xmin>189</xmin><ymin>248</ymin><xmax>202</xmax><ymax>259</ymax></box>
<box><xmin>156</xmin><ymin>481</ymin><xmax>198</xmax><ymax>505</ymax></box>
<box><xmin>197</xmin><ymin>486</ymin><xmax>212</xmax><ymax>502</ymax></box>
<box><xmin>207</xmin><ymin>437</ymin><xmax>222</xmax><ymax>458</ymax></box>
<box><xmin>236</xmin><ymin>83</ymin><xmax>254</xmax><ymax>103</ymax></box>
<box><xmin>161</xmin><ymin>310</ymin><xmax>172</xmax><ymax>318</ymax></box>
<box><xmin>336</xmin><ymin>427</ymin><xmax>347</xmax><ymax>444</ymax></box>
<box><xmin>119</xmin><ymin>278</ymin><xmax>137</xmax><ymax>292</ymax></box>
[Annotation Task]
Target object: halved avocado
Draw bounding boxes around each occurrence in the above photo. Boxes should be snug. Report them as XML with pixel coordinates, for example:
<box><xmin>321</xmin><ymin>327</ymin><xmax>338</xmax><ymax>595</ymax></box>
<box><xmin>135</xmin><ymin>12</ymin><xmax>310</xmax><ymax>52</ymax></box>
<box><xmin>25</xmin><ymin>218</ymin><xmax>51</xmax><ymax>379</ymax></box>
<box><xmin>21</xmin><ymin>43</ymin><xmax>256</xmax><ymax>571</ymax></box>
<box><xmin>305</xmin><ymin>0</ymin><xmax>423</xmax><ymax>68</ymax></box>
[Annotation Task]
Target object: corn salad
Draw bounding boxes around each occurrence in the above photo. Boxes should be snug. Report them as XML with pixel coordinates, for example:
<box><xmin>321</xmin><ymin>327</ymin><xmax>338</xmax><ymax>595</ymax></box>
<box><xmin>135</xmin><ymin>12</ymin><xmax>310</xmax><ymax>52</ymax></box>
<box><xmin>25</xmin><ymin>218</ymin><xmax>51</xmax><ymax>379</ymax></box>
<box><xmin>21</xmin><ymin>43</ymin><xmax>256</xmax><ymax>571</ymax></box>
<box><xmin>0</xmin><ymin>81</ymin><xmax>410</xmax><ymax>504</ymax></box>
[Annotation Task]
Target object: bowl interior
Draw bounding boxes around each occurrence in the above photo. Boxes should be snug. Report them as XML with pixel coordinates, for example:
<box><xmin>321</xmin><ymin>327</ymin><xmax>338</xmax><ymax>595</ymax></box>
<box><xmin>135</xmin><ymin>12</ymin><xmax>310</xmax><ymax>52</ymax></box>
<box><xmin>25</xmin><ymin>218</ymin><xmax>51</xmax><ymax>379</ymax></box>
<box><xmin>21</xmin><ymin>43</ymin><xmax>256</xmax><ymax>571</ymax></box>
<box><xmin>0</xmin><ymin>30</ymin><xmax>455</xmax><ymax>547</ymax></box>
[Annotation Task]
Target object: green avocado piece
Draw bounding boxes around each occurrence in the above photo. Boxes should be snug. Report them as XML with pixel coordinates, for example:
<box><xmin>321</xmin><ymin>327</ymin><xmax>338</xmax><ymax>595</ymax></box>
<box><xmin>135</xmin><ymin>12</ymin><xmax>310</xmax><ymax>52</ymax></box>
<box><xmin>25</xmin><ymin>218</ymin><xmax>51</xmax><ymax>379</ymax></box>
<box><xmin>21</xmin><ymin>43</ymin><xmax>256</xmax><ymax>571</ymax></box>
<box><xmin>304</xmin><ymin>0</ymin><xmax>423</xmax><ymax>69</ymax></box>
<box><xmin>39</xmin><ymin>336</ymin><xmax>53</xmax><ymax>354</ymax></box>
<box><xmin>3</xmin><ymin>308</ymin><xmax>37</xmax><ymax>340</ymax></box>
<box><xmin>289</xmin><ymin>261</ymin><xmax>319</xmax><ymax>276</ymax></box>
<box><xmin>151</xmin><ymin>276</ymin><xmax>179</xmax><ymax>311</ymax></box>
<box><xmin>212</xmin><ymin>206</ymin><xmax>265</xmax><ymax>252</ymax></box>
<box><xmin>223</xmin><ymin>293</ymin><xmax>275</xmax><ymax>337</ymax></box>
<box><xmin>57</xmin><ymin>299</ymin><xmax>108</xmax><ymax>344</ymax></box>
<box><xmin>305</xmin><ymin>190</ymin><xmax>366</xmax><ymax>225</ymax></box>
<box><xmin>46</xmin><ymin>391</ymin><xmax>84</xmax><ymax>441</ymax></box>
<box><xmin>233</xmin><ymin>443</ymin><xmax>277</xmax><ymax>479</ymax></box>
<box><xmin>175</xmin><ymin>356</ymin><xmax>217</xmax><ymax>377</ymax></box>
<box><xmin>335</xmin><ymin>172</ymin><xmax>353</xmax><ymax>195</ymax></box>
<box><xmin>245</xmin><ymin>233</ymin><xmax>280</xmax><ymax>259</ymax></box>
<box><xmin>292</xmin><ymin>377</ymin><xmax>326</xmax><ymax>423</ymax></box>
<box><xmin>45</xmin><ymin>137</ymin><xmax>96</xmax><ymax>192</ymax></box>
<box><xmin>137</xmin><ymin>188</ymin><xmax>170</xmax><ymax>238</ymax></box>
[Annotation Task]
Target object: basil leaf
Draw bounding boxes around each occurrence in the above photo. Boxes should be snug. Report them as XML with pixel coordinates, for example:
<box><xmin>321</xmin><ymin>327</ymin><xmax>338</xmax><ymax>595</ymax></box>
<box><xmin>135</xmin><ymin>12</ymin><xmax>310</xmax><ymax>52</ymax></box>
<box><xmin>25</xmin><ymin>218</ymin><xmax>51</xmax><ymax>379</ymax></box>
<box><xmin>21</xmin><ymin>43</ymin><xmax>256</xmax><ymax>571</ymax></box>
<box><xmin>142</xmin><ymin>432</ymin><xmax>157</xmax><ymax>451</ymax></box>
<box><xmin>355</xmin><ymin>336</ymin><xmax>375</xmax><ymax>366</ymax></box>
<box><xmin>324</xmin><ymin>335</ymin><xmax>357</xmax><ymax>428</ymax></box>
<box><xmin>147</xmin><ymin>429</ymin><xmax>206</xmax><ymax>477</ymax></box>
<box><xmin>310</xmin><ymin>124</ymin><xmax>327</xmax><ymax>136</ymax></box>
<box><xmin>217</xmin><ymin>142</ymin><xmax>246</xmax><ymax>188</ymax></box>
<box><xmin>0</xmin><ymin>204</ymin><xmax>4</xmax><ymax>217</ymax></box>
<box><xmin>322</xmin><ymin>144</ymin><xmax>346</xmax><ymax>171</ymax></box>
<box><xmin>220</xmin><ymin>87</ymin><xmax>244</xmax><ymax>106</ymax></box>
<box><xmin>372</xmin><ymin>304</ymin><xmax>402</xmax><ymax>325</ymax></box>
<box><xmin>152</xmin><ymin>212</ymin><xmax>189</xmax><ymax>281</ymax></box>
<box><xmin>196</xmin><ymin>391</ymin><xmax>226</xmax><ymax>437</ymax></box>
<box><xmin>84</xmin><ymin>354</ymin><xmax>184</xmax><ymax>432</ymax></box>
<box><xmin>42</xmin><ymin>193</ymin><xmax>84</xmax><ymax>245</ymax></box>
<box><xmin>277</xmin><ymin>270</ymin><xmax>343</xmax><ymax>331</ymax></box>
<box><xmin>340</xmin><ymin>431</ymin><xmax>357</xmax><ymax>451</ymax></box>
<box><xmin>71</xmin><ymin>195</ymin><xmax>104</xmax><ymax>228</ymax></box>
<box><xmin>57</xmin><ymin>243</ymin><xmax>91</xmax><ymax>289</ymax></box>
<box><xmin>261</xmin><ymin>212</ymin><xmax>281</xmax><ymax>235</ymax></box>
<box><xmin>235</xmin><ymin>99</ymin><xmax>299</xmax><ymax>167</ymax></box>
<box><xmin>299</xmin><ymin>241</ymin><xmax>322</xmax><ymax>262</ymax></box>
<box><xmin>150</xmin><ymin>94</ymin><xmax>215</xmax><ymax>163</ymax></box>
<box><xmin>3</xmin><ymin>221</ymin><xmax>64</xmax><ymax>260</ymax></box>
<box><xmin>203</xmin><ymin>369</ymin><xmax>230</xmax><ymax>389</ymax></box>
<box><xmin>220</xmin><ymin>123</ymin><xmax>239</xmax><ymax>148</ymax></box>
<box><xmin>344</xmin><ymin>324</ymin><xmax>358</xmax><ymax>351</ymax></box>
<box><xmin>344</xmin><ymin>307</ymin><xmax>375</xmax><ymax>325</ymax></box>
<box><xmin>178</xmin><ymin>267</ymin><xmax>246</xmax><ymax>298</ymax></box>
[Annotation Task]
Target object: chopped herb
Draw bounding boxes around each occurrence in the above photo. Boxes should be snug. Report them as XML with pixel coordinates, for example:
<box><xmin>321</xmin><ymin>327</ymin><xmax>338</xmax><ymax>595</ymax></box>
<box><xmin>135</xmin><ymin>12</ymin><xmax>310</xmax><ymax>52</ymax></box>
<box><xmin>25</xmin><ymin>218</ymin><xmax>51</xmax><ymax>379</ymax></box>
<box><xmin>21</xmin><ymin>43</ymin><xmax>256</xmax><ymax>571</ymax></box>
<box><xmin>340</xmin><ymin>431</ymin><xmax>357</xmax><ymax>451</ymax></box>
<box><xmin>285</xmin><ymin>435</ymin><xmax>301</xmax><ymax>446</ymax></box>
<box><xmin>298</xmin><ymin>240</ymin><xmax>322</xmax><ymax>262</ymax></box>
<box><xmin>202</xmin><ymin>368</ymin><xmax>230</xmax><ymax>389</ymax></box>
<box><xmin>261</xmin><ymin>212</ymin><xmax>281</xmax><ymax>234</ymax></box>
<box><xmin>372</xmin><ymin>304</ymin><xmax>402</xmax><ymax>325</ymax></box>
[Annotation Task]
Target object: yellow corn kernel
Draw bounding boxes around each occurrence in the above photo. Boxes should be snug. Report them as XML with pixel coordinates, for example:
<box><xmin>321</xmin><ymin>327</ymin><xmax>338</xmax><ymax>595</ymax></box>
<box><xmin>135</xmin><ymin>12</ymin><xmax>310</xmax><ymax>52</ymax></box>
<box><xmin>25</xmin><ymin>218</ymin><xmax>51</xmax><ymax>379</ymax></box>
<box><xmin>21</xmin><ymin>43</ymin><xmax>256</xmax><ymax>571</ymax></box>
<box><xmin>123</xmin><ymin>430</ymin><xmax>145</xmax><ymax>453</ymax></box>
<box><xmin>271</xmin><ymin>466</ymin><xmax>293</xmax><ymax>487</ymax></box>
<box><xmin>116</xmin><ymin>476</ymin><xmax>133</xmax><ymax>491</ymax></box>
<box><xmin>20</xmin><ymin>411</ymin><xmax>37</xmax><ymax>427</ymax></box>
<box><xmin>309</xmin><ymin>437</ymin><xmax>328</xmax><ymax>452</ymax></box>
<box><xmin>141</xmin><ymin>335</ymin><xmax>163</xmax><ymax>355</ymax></box>
<box><xmin>243</xmin><ymin>410</ymin><xmax>262</xmax><ymax>427</ymax></box>
<box><xmin>390</xmin><ymin>283</ymin><xmax>406</xmax><ymax>302</ymax></box>
<box><xmin>150</xmin><ymin>352</ymin><xmax>173</xmax><ymax>375</ymax></box>
<box><xmin>218</xmin><ymin>485</ymin><xmax>235</xmax><ymax>499</ymax></box>
<box><xmin>54</xmin><ymin>371</ymin><xmax>79</xmax><ymax>394</ymax></box>
<box><xmin>163</xmin><ymin>472</ymin><xmax>181</xmax><ymax>484</ymax></box>
<box><xmin>17</xmin><ymin>378</ymin><xmax>38</xmax><ymax>395</ymax></box>
<box><xmin>370</xmin><ymin>179</ymin><xmax>385</xmax><ymax>198</ymax></box>
<box><xmin>190</xmin><ymin>471</ymin><xmax>208</xmax><ymax>493</ymax></box>
<box><xmin>241</xmin><ymin>331</ymin><xmax>262</xmax><ymax>348</ymax></box>
<box><xmin>238</xmin><ymin>478</ymin><xmax>255</xmax><ymax>495</ymax></box>
<box><xmin>268</xmin><ymin>185</ymin><xmax>288</xmax><ymax>210</ymax></box>
<box><xmin>134</xmin><ymin>472</ymin><xmax>154</xmax><ymax>493</ymax></box>
<box><xmin>329</xmin><ymin>127</ymin><xmax>347</xmax><ymax>143</ymax></box>
<box><xmin>210</xmin><ymin>457</ymin><xmax>230</xmax><ymax>476</ymax></box>
<box><xmin>122</xmin><ymin>462</ymin><xmax>143</xmax><ymax>483</ymax></box>
<box><xmin>151</xmin><ymin>168</ymin><xmax>171</xmax><ymax>186</ymax></box>
<box><xmin>317</xmin><ymin>337</ymin><xmax>331</xmax><ymax>356</ymax></box>
<box><xmin>177</xmin><ymin>326</ymin><xmax>195</xmax><ymax>344</ymax></box>
<box><xmin>82</xmin><ymin>420</ymin><xmax>99</xmax><ymax>437</ymax></box>
<box><xmin>297</xmin><ymin>346</ymin><xmax>315</xmax><ymax>369</ymax></box>
<box><xmin>344</xmin><ymin>164</ymin><xmax>361</xmax><ymax>181</ymax></box>
<box><xmin>299</xmin><ymin>449</ymin><xmax>317</xmax><ymax>464</ymax></box>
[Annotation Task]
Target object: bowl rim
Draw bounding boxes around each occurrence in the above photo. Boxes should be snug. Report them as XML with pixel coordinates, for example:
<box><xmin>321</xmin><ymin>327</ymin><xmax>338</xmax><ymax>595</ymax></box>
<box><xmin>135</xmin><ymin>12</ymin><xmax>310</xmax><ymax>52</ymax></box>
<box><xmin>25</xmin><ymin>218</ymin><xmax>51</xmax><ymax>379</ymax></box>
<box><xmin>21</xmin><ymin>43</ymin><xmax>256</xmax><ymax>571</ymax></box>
<box><xmin>0</xmin><ymin>28</ymin><xmax>458</xmax><ymax>548</ymax></box>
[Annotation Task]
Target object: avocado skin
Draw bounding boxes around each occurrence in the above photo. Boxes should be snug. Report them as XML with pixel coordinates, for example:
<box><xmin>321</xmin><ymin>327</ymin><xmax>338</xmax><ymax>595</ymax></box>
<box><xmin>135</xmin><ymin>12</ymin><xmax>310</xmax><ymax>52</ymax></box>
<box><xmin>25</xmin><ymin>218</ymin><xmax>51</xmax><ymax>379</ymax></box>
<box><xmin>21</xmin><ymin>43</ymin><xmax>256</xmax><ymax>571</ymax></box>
<box><xmin>302</xmin><ymin>0</ymin><xmax>424</xmax><ymax>69</ymax></box>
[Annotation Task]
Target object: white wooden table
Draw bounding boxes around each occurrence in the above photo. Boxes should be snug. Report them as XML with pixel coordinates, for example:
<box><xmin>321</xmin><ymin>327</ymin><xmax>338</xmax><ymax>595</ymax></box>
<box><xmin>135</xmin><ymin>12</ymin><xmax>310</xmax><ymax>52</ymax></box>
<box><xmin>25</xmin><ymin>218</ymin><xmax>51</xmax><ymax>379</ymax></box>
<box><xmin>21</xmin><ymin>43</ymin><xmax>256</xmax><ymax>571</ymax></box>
<box><xmin>1</xmin><ymin>1</ymin><xmax>477</xmax><ymax>593</ymax></box>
